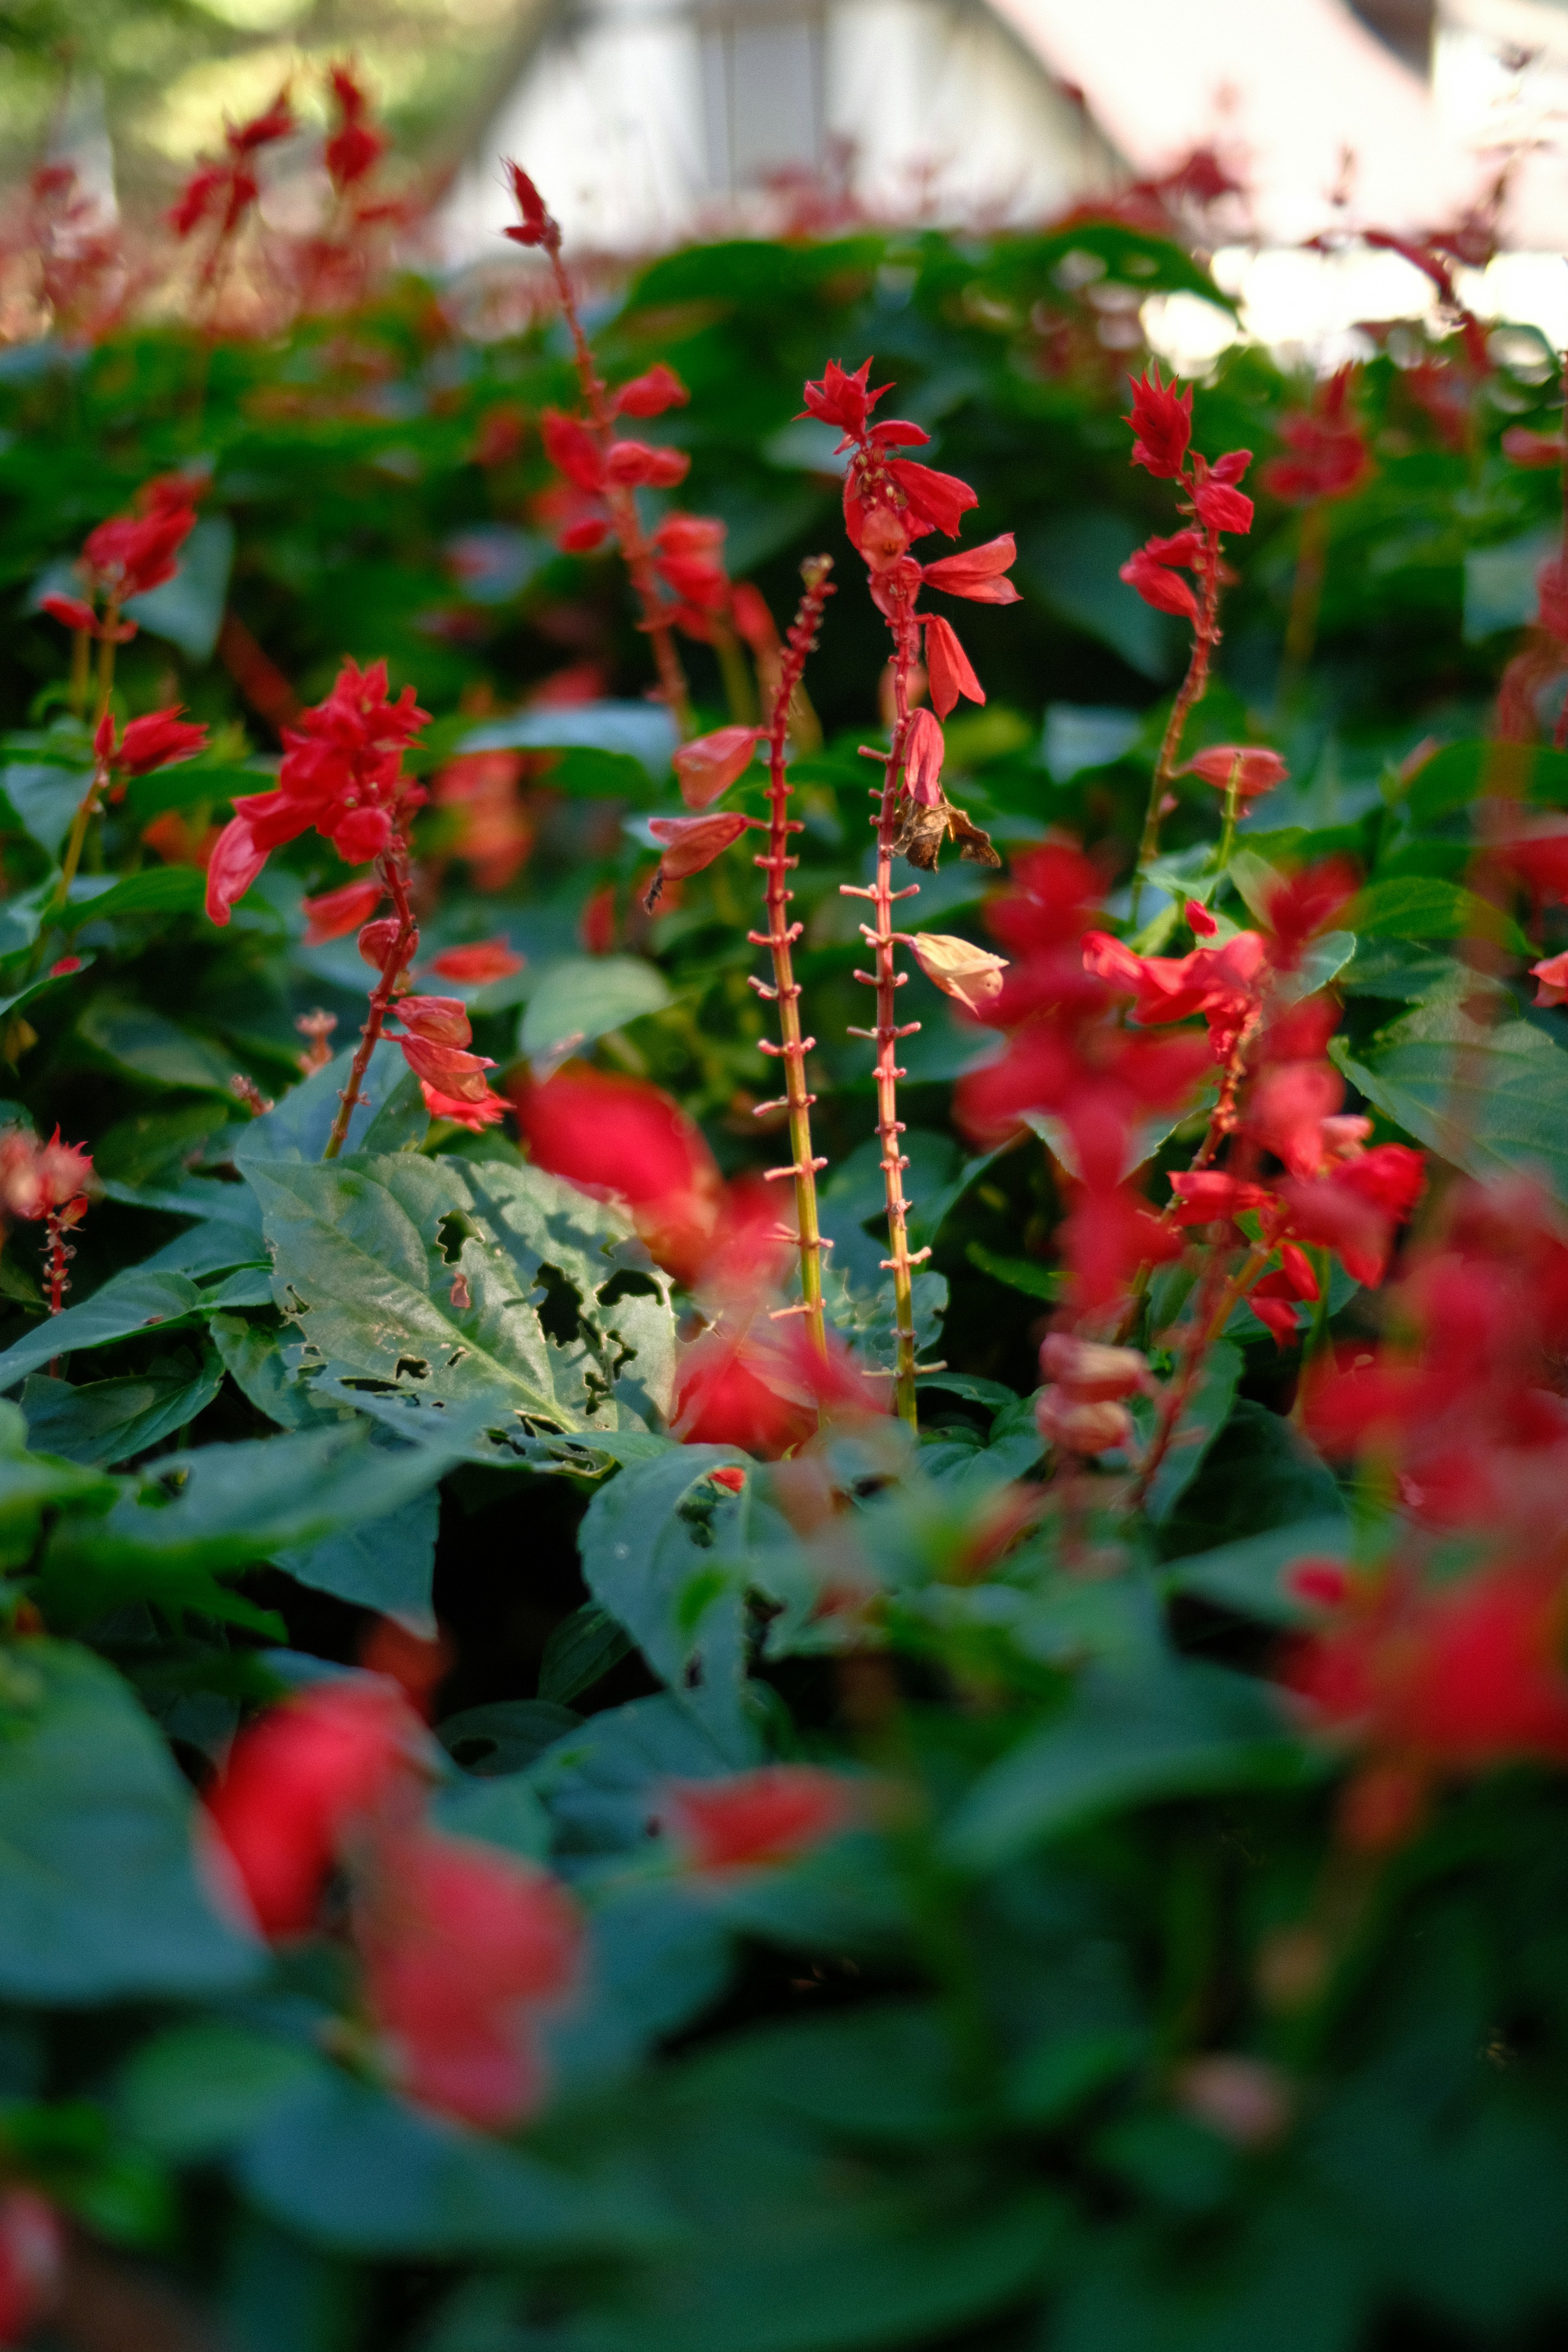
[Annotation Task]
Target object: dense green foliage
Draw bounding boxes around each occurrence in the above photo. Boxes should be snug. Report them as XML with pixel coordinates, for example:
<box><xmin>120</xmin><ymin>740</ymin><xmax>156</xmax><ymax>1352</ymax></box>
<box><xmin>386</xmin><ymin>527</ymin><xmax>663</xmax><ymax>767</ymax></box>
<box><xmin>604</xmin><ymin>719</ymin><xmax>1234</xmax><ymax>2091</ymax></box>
<box><xmin>0</xmin><ymin>218</ymin><xmax>1567</xmax><ymax>2352</ymax></box>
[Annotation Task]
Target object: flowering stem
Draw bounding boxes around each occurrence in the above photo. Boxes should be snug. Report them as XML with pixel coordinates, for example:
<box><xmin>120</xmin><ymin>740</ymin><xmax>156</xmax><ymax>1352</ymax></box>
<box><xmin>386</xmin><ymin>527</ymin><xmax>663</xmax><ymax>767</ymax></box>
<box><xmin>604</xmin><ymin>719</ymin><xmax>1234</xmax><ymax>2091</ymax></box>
<box><xmin>1214</xmin><ymin>756</ymin><xmax>1244</xmax><ymax>874</ymax></box>
<box><xmin>44</xmin><ymin>599</ymin><xmax>124</xmax><ymax>956</ymax></box>
<box><xmin>322</xmin><ymin>851</ymin><xmax>416</xmax><ymax>1161</ymax></box>
<box><xmin>541</xmin><ymin>238</ymin><xmax>694</xmax><ymax>739</ymax></box>
<box><xmin>1128</xmin><ymin>1238</ymin><xmax>1268</xmax><ymax>1510</ymax></box>
<box><xmin>846</xmin><ymin>592</ymin><xmax>926</xmax><ymax>1427</ymax></box>
<box><xmin>67</xmin><ymin>629</ymin><xmax>90</xmax><ymax>718</ymax></box>
<box><xmin>1132</xmin><ymin>521</ymin><xmax>1221</xmax><ymax>922</ymax></box>
<box><xmin>750</xmin><ymin>557</ymin><xmax>835</xmax><ymax>1358</ymax></box>
<box><xmin>44</xmin><ymin>1210</ymin><xmax>72</xmax><ymax>1318</ymax></box>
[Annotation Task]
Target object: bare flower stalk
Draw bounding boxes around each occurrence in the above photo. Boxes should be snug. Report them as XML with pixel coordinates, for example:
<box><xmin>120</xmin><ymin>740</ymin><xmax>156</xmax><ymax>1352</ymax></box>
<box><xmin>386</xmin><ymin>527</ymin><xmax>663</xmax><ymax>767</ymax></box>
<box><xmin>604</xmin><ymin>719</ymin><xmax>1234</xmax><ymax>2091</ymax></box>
<box><xmin>1132</xmin><ymin>527</ymin><xmax>1221</xmax><ymax>917</ymax></box>
<box><xmin>844</xmin><ymin>586</ymin><xmax>927</xmax><ymax>1428</ymax></box>
<box><xmin>748</xmin><ymin>557</ymin><xmax>835</xmax><ymax>1356</ymax></box>
<box><xmin>322</xmin><ymin>853</ymin><xmax>417</xmax><ymax>1161</ymax></box>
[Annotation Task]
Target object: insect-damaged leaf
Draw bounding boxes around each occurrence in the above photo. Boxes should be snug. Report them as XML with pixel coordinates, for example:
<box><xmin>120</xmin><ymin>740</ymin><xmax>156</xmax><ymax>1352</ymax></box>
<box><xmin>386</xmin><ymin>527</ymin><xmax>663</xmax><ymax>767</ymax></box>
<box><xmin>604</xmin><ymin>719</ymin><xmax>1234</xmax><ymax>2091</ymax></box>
<box><xmin>248</xmin><ymin>1154</ymin><xmax>675</xmax><ymax>1445</ymax></box>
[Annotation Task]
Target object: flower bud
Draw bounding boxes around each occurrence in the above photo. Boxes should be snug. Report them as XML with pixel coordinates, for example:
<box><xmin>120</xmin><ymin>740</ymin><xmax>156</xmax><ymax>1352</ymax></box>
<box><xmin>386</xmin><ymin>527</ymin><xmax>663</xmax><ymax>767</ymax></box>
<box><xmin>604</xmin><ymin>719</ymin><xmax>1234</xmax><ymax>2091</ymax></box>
<box><xmin>1034</xmin><ymin>1386</ymin><xmax>1133</xmax><ymax>1455</ymax></box>
<box><xmin>909</xmin><ymin>932</ymin><xmax>1008</xmax><ymax>1016</ymax></box>
<box><xmin>359</xmin><ymin>916</ymin><xmax>412</xmax><ymax>970</ymax></box>
<box><xmin>1039</xmin><ymin>1333</ymin><xmax>1152</xmax><ymax>1403</ymax></box>
<box><xmin>396</xmin><ymin>996</ymin><xmax>472</xmax><ymax>1048</ymax></box>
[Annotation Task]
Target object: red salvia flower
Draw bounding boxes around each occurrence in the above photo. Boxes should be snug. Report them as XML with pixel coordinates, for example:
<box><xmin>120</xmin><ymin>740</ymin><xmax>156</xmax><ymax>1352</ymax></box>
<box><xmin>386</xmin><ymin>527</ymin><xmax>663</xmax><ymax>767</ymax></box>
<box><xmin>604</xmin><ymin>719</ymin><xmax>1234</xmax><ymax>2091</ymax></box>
<box><xmin>1262</xmin><ymin>366</ymin><xmax>1373</xmax><ymax>505</ymax></box>
<box><xmin>662</xmin><ymin>1765</ymin><xmax>855</xmax><ymax>1869</ymax></box>
<box><xmin>673</xmin><ymin>725</ymin><xmax>761</xmax><ymax>810</ymax></box>
<box><xmin>303</xmin><ymin>877</ymin><xmax>385</xmax><ymax>943</ymax></box>
<box><xmin>205</xmin><ymin>1679</ymin><xmax>419</xmax><ymax>1939</ymax></box>
<box><xmin>1122</xmin><ymin>365</ymin><xmax>1194</xmax><ymax>478</ymax></box>
<box><xmin>923</xmin><ymin>613</ymin><xmax>984</xmax><ymax>717</ymax></box>
<box><xmin>426</xmin><ymin>940</ymin><xmax>525</xmax><ymax>984</ymax></box>
<box><xmin>324</xmin><ymin>63</ymin><xmax>388</xmax><ymax>193</ymax></box>
<box><xmin>0</xmin><ymin>2192</ymin><xmax>62</xmax><ymax>2348</ymax></box>
<box><xmin>612</xmin><ymin>363</ymin><xmax>689</xmax><ymax>418</ymax></box>
<box><xmin>94</xmin><ymin>705</ymin><xmax>207</xmax><ymax>777</ymax></box>
<box><xmin>509</xmin><ymin>1062</ymin><xmax>726</xmax><ymax>1284</ymax></box>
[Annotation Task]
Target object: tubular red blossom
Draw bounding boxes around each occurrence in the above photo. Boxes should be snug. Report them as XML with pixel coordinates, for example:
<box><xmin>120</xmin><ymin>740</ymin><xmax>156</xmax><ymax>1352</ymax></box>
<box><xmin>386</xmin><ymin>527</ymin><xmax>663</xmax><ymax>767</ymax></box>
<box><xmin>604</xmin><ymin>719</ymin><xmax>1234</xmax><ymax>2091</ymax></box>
<box><xmin>427</xmin><ymin>940</ymin><xmax>524</xmax><ymax>984</ymax></box>
<box><xmin>797</xmin><ymin>357</ymin><xmax>880</xmax><ymax>437</ymax></box>
<box><xmin>923</xmin><ymin>614</ymin><xmax>984</xmax><ymax>717</ymax></box>
<box><xmin>646</xmin><ymin>811</ymin><xmax>752</xmax><ymax>893</ymax></box>
<box><xmin>613</xmin><ymin>364</ymin><xmax>689</xmax><ymax>417</ymax></box>
<box><xmin>540</xmin><ymin>411</ymin><xmax>605</xmax><ymax>494</ymax></box>
<box><xmin>1035</xmin><ymin>1389</ymin><xmax>1133</xmax><ymax>1454</ymax></box>
<box><xmin>1275</xmin><ymin>1147</ymin><xmax>1425</xmax><ymax>1287</ymax></box>
<box><xmin>83</xmin><ymin>504</ymin><xmax>197</xmax><ymax>602</ymax></box>
<box><xmin>1263</xmin><ymin>368</ymin><xmax>1372</xmax><ymax>504</ymax></box>
<box><xmin>510</xmin><ymin>1062</ymin><xmax>725</xmax><ymax>1284</ymax></box>
<box><xmin>421</xmin><ymin>1082</ymin><xmax>508</xmax><ymax>1132</ymax></box>
<box><xmin>1123</xmin><ymin>365</ymin><xmax>1193</xmax><ymax>478</ymax></box>
<box><xmin>673</xmin><ymin>1317</ymin><xmax>885</xmax><ymax>1452</ymax></box>
<box><xmin>1167</xmin><ymin>1169</ymin><xmax>1277</xmax><ymax>1225</ymax></box>
<box><xmin>205</xmin><ymin>1681</ymin><xmax>418</xmax><ymax>1939</ymax></box>
<box><xmin>886</xmin><ymin>459</ymin><xmax>977</xmax><ymax>539</ymax></box>
<box><xmin>359</xmin><ymin>914</ymin><xmax>412</xmax><ymax>970</ymax></box>
<box><xmin>396</xmin><ymin>1035</ymin><xmax>497</xmax><ymax>1103</ymax></box>
<box><xmin>1532</xmin><ymin>950</ymin><xmax>1568</xmax><ymax>1007</ymax></box>
<box><xmin>1502</xmin><ymin>426</ymin><xmax>1566</xmax><ymax>470</ymax></box>
<box><xmin>303</xmin><ymin>877</ymin><xmax>384</xmax><ymax>943</ymax></box>
<box><xmin>605</xmin><ymin>439</ymin><xmax>690</xmax><ymax>490</ymax></box>
<box><xmin>1262</xmin><ymin>856</ymin><xmax>1361</xmax><ymax>962</ymax></box>
<box><xmin>1246</xmin><ymin>1059</ymin><xmax>1346</xmax><ymax>1176</ymax></box>
<box><xmin>324</xmin><ymin>64</ymin><xmax>387</xmax><ymax>192</ymax></box>
<box><xmin>673</xmin><ymin>726</ymin><xmax>762</xmax><ymax>810</ymax></box>
<box><xmin>94</xmin><ymin>706</ymin><xmax>208</xmax><ymax>777</ymax></box>
<box><xmin>1121</xmin><ymin>541</ymin><xmax>1200</xmax><ymax>620</ymax></box>
<box><xmin>903</xmin><ymin>707</ymin><xmax>945</xmax><ymax>805</ymax></box>
<box><xmin>662</xmin><ymin>1766</ymin><xmax>855</xmax><ymax>1869</ymax></box>
<box><xmin>0</xmin><ymin>2191</ymin><xmax>62</xmax><ymax>2347</ymax></box>
<box><xmin>502</xmin><ymin>163</ymin><xmax>555</xmax><ymax>247</ymax></box>
<box><xmin>39</xmin><ymin>592</ymin><xmax>98</xmax><ymax>635</ymax></box>
<box><xmin>203</xmin><ymin>814</ymin><xmax>269</xmax><ymax>927</ymax></box>
<box><xmin>1192</xmin><ymin>474</ymin><xmax>1254</xmax><ymax>535</ymax></box>
<box><xmin>920</xmin><ymin>532</ymin><xmax>1021</xmax><ymax>604</ymax></box>
<box><xmin>356</xmin><ymin>1832</ymin><xmax>580</xmax><ymax>2132</ymax></box>
<box><xmin>909</xmin><ymin>931</ymin><xmax>1009</xmax><ymax>1014</ymax></box>
<box><xmin>394</xmin><ymin>996</ymin><xmax>472</xmax><ymax>1048</ymax></box>
<box><xmin>1183</xmin><ymin>744</ymin><xmax>1287</xmax><ymax>796</ymax></box>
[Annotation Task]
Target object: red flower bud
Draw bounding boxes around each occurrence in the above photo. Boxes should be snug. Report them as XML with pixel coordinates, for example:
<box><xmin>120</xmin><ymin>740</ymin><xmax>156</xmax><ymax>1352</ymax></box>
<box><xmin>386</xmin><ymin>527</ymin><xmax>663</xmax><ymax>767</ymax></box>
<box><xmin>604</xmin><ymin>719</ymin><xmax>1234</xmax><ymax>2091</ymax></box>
<box><xmin>612</xmin><ymin>363</ymin><xmax>689</xmax><ymax>417</ymax></box>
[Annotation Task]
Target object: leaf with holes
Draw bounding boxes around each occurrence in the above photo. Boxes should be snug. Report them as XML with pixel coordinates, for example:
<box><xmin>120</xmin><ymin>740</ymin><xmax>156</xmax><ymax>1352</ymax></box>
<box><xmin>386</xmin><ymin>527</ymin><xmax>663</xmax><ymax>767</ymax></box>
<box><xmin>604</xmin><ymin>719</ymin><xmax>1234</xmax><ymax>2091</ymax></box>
<box><xmin>249</xmin><ymin>1154</ymin><xmax>675</xmax><ymax>1444</ymax></box>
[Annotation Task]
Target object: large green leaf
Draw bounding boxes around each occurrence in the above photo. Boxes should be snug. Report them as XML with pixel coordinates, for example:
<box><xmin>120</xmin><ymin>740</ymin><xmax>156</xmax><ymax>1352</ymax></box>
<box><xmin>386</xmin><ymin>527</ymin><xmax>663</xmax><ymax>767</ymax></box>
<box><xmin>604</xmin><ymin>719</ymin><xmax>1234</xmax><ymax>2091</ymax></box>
<box><xmin>64</xmin><ymin>867</ymin><xmax>206</xmax><ymax>928</ymax></box>
<box><xmin>235</xmin><ymin>2070</ymin><xmax>667</xmax><ymax>2260</ymax></box>
<box><xmin>1344</xmin><ymin>876</ymin><xmax>1528</xmax><ymax>953</ymax></box>
<box><xmin>1163</xmin><ymin>1515</ymin><xmax>1352</xmax><ymax>1625</ymax></box>
<box><xmin>77</xmin><ymin>996</ymin><xmax>238</xmax><ymax>1094</ymax></box>
<box><xmin>273</xmin><ymin>1481</ymin><xmax>440</xmax><ymax>1633</ymax></box>
<box><xmin>234</xmin><ymin>1041</ymin><xmax>423</xmax><ymax>1168</ymax></box>
<box><xmin>944</xmin><ymin>1657</ymin><xmax>1312</xmax><ymax>1870</ymax></box>
<box><xmin>0</xmin><ymin>1640</ymin><xmax>258</xmax><ymax>2001</ymax></box>
<box><xmin>248</xmin><ymin>1154</ymin><xmax>675</xmax><ymax>1444</ymax></box>
<box><xmin>0</xmin><ymin>1268</ymin><xmax>204</xmax><ymax>1393</ymax></box>
<box><xmin>1336</xmin><ymin>993</ymin><xmax>1568</xmax><ymax>1199</ymax></box>
<box><xmin>519</xmin><ymin>954</ymin><xmax>673</xmax><ymax>1067</ymax></box>
<box><xmin>20</xmin><ymin>1348</ymin><xmax>223</xmax><ymax>1466</ymax></box>
<box><xmin>577</xmin><ymin>1447</ymin><xmax>758</xmax><ymax>1757</ymax></box>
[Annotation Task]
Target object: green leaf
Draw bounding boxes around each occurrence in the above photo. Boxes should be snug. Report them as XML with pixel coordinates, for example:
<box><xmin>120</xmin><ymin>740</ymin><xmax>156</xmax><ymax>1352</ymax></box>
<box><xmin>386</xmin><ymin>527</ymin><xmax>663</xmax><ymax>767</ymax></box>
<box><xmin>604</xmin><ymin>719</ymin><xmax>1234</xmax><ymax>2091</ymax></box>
<box><xmin>0</xmin><ymin>761</ymin><xmax>86</xmax><ymax>858</ymax></box>
<box><xmin>273</xmin><ymin>1481</ymin><xmax>440</xmax><ymax>1633</ymax></box>
<box><xmin>577</xmin><ymin>1448</ymin><xmax>758</xmax><ymax>1757</ymax></box>
<box><xmin>1336</xmin><ymin>993</ymin><xmax>1568</xmax><ymax>1199</ymax></box>
<box><xmin>1163</xmin><ymin>1515</ymin><xmax>1352</xmax><ymax>1624</ymax></box>
<box><xmin>0</xmin><ymin>1269</ymin><xmax>204</xmax><ymax>1393</ymax></box>
<box><xmin>234</xmin><ymin>1041</ymin><xmax>416</xmax><ymax>1167</ymax></box>
<box><xmin>965</xmin><ymin>1240</ymin><xmax>1062</xmax><ymax>1301</ymax></box>
<box><xmin>20</xmin><ymin>1348</ymin><xmax>223</xmax><ymax>1466</ymax></box>
<box><xmin>944</xmin><ymin>1657</ymin><xmax>1312</xmax><ymax>1869</ymax></box>
<box><xmin>1021</xmin><ymin>511</ymin><xmax>1172</xmax><ymax>679</ymax></box>
<box><xmin>438</xmin><ymin>1700</ymin><xmax>583</xmax><ymax>1777</ymax></box>
<box><xmin>1344</xmin><ymin>876</ymin><xmax>1528</xmax><ymax>952</ymax></box>
<box><xmin>1158</xmin><ymin>1399</ymin><xmax>1345</xmax><ymax>1560</ymax></box>
<box><xmin>1403</xmin><ymin>738</ymin><xmax>1568</xmax><ymax>824</ymax></box>
<box><xmin>0</xmin><ymin>1410</ymin><xmax>119</xmax><ymax>1568</ymax></box>
<box><xmin>1138</xmin><ymin>1340</ymin><xmax>1241</xmax><ymax>1526</ymax></box>
<box><xmin>248</xmin><ymin>1153</ymin><xmax>674</xmax><ymax>1444</ymax></box>
<box><xmin>118</xmin><ymin>2022</ymin><xmax>323</xmax><ymax>2163</ymax></box>
<box><xmin>235</xmin><ymin>2069</ymin><xmax>664</xmax><ymax>2260</ymax></box>
<box><xmin>519</xmin><ymin>954</ymin><xmax>673</xmax><ymax>1067</ymax></box>
<box><xmin>529</xmin><ymin>1693</ymin><xmax>741</xmax><ymax>1860</ymax></box>
<box><xmin>78</xmin><ymin>995</ymin><xmax>238</xmax><ymax>1094</ymax></box>
<box><xmin>457</xmin><ymin>699</ymin><xmax>675</xmax><ymax>783</ymax></box>
<box><xmin>65</xmin><ymin>867</ymin><xmax>206</xmax><ymax>928</ymax></box>
<box><xmin>0</xmin><ymin>1640</ymin><xmax>258</xmax><ymax>2001</ymax></box>
<box><xmin>538</xmin><ymin>1601</ymin><xmax>635</xmax><ymax>1706</ymax></box>
<box><xmin>124</xmin><ymin>762</ymin><xmax>280</xmax><ymax>825</ymax></box>
<box><xmin>123</xmin><ymin>515</ymin><xmax>234</xmax><ymax>662</ymax></box>
<box><xmin>430</xmin><ymin>1771</ymin><xmax>552</xmax><ymax>1861</ymax></box>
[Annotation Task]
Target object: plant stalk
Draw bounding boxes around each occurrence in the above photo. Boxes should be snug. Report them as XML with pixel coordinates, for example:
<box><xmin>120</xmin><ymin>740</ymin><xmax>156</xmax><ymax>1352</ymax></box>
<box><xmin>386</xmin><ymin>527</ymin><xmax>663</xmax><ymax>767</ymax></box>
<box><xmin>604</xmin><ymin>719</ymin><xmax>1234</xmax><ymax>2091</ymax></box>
<box><xmin>322</xmin><ymin>851</ymin><xmax>417</xmax><ymax>1160</ymax></box>
<box><xmin>1131</xmin><ymin>519</ymin><xmax>1222</xmax><ymax>922</ymax></box>
<box><xmin>750</xmin><ymin>558</ymin><xmax>835</xmax><ymax>1357</ymax></box>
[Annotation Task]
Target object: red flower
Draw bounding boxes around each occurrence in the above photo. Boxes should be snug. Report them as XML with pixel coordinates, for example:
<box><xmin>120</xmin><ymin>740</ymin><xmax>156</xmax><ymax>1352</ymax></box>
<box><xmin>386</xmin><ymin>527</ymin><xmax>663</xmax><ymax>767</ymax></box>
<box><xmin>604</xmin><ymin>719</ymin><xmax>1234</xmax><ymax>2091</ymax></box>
<box><xmin>798</xmin><ymin>357</ymin><xmax>881</xmax><ymax>439</ymax></box>
<box><xmin>39</xmin><ymin>592</ymin><xmax>98</xmax><ymax>634</ymax></box>
<box><xmin>1183</xmin><ymin>744</ymin><xmax>1287</xmax><ymax>798</ymax></box>
<box><xmin>510</xmin><ymin>1062</ymin><xmax>726</xmax><ymax>1284</ymax></box>
<box><xmin>672</xmin><ymin>1315</ymin><xmax>884</xmax><ymax>1452</ymax></box>
<box><xmin>303</xmin><ymin>877</ymin><xmax>384</xmax><ymax>943</ymax></box>
<box><xmin>540</xmin><ymin>411</ymin><xmax>604</xmax><ymax>495</ymax></box>
<box><xmin>422</xmin><ymin>1080</ymin><xmax>508</xmax><ymax>1129</ymax></box>
<box><xmin>605</xmin><ymin>439</ymin><xmax>690</xmax><ymax>490</ymax></box>
<box><xmin>205</xmin><ymin>1681</ymin><xmax>418</xmax><ymax>1939</ymax></box>
<box><xmin>1262</xmin><ymin>368</ymin><xmax>1372</xmax><ymax>505</ymax></box>
<box><xmin>903</xmin><ymin>707</ymin><xmax>945</xmax><ymax>804</ymax></box>
<box><xmin>673</xmin><ymin>725</ymin><xmax>761</xmax><ymax>810</ymax></box>
<box><xmin>1167</xmin><ymin>1170</ymin><xmax>1277</xmax><ymax>1226</ymax></box>
<box><xmin>662</xmin><ymin>1765</ymin><xmax>855</xmax><ymax>1869</ymax></box>
<box><xmin>503</xmin><ymin>162</ymin><xmax>555</xmax><ymax>249</ymax></box>
<box><xmin>0</xmin><ymin>1129</ymin><xmax>93</xmax><ymax>1223</ymax></box>
<box><xmin>359</xmin><ymin>914</ymin><xmax>411</xmax><ymax>970</ymax></box>
<box><xmin>924</xmin><ymin>613</ymin><xmax>984</xmax><ymax>717</ymax></box>
<box><xmin>1123</xmin><ymin>365</ymin><xmax>1193</xmax><ymax>478</ymax></box>
<box><xmin>1502</xmin><ymin>426</ymin><xmax>1566</xmax><ymax>470</ymax></box>
<box><xmin>1262</xmin><ymin>856</ymin><xmax>1361</xmax><ymax>964</ymax></box>
<box><xmin>94</xmin><ymin>705</ymin><xmax>208</xmax><ymax>777</ymax></box>
<box><xmin>205</xmin><ymin>659</ymin><xmax>430</xmax><ymax>925</ymax></box>
<box><xmin>1121</xmin><ymin>535</ymin><xmax>1200</xmax><ymax>621</ymax></box>
<box><xmin>0</xmin><ymin>2191</ymin><xmax>61</xmax><ymax>2346</ymax></box>
<box><xmin>83</xmin><ymin>503</ymin><xmax>197</xmax><ymax>602</ymax></box>
<box><xmin>1532</xmin><ymin>950</ymin><xmax>1568</xmax><ymax>1007</ymax></box>
<box><xmin>920</xmin><ymin>532</ymin><xmax>1021</xmax><ymax>604</ymax></box>
<box><xmin>356</xmin><ymin>1831</ymin><xmax>580</xmax><ymax>2132</ymax></box>
<box><xmin>427</xmin><ymin>939</ymin><xmax>525</xmax><ymax>984</ymax></box>
<box><xmin>1275</xmin><ymin>1145</ymin><xmax>1425</xmax><ymax>1287</ymax></box>
<box><xmin>324</xmin><ymin>64</ymin><xmax>387</xmax><ymax>192</ymax></box>
<box><xmin>646</xmin><ymin>811</ymin><xmax>752</xmax><ymax>893</ymax></box>
<box><xmin>885</xmin><ymin>458</ymin><xmax>977</xmax><ymax>539</ymax></box>
<box><xmin>1193</xmin><ymin>474</ymin><xmax>1254</xmax><ymax>535</ymax></box>
<box><xmin>613</xmin><ymin>364</ymin><xmax>689</xmax><ymax>418</ymax></box>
